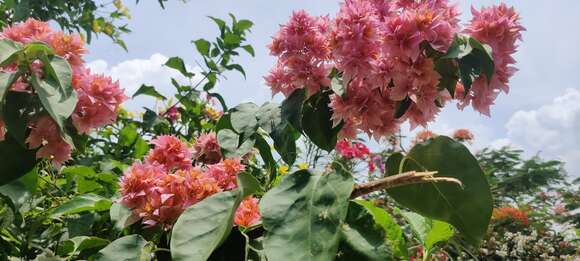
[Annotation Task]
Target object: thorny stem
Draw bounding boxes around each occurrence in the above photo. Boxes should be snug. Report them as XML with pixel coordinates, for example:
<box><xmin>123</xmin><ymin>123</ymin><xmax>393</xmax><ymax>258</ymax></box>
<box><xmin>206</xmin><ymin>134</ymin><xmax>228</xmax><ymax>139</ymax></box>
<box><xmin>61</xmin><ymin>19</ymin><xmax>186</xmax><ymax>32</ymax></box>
<box><xmin>350</xmin><ymin>171</ymin><xmax>462</xmax><ymax>199</ymax></box>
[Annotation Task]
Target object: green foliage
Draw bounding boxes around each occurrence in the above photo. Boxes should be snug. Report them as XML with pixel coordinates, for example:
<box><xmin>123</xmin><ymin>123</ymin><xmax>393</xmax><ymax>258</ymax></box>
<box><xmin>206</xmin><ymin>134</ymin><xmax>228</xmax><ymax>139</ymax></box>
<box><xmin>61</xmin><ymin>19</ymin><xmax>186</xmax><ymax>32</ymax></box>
<box><xmin>93</xmin><ymin>235</ymin><xmax>151</xmax><ymax>261</ymax></box>
<box><xmin>260</xmin><ymin>169</ymin><xmax>354</xmax><ymax>261</ymax></box>
<box><xmin>170</xmin><ymin>191</ymin><xmax>242</xmax><ymax>261</ymax></box>
<box><xmin>386</xmin><ymin>136</ymin><xmax>493</xmax><ymax>245</ymax></box>
<box><xmin>337</xmin><ymin>201</ymin><xmax>392</xmax><ymax>260</ymax></box>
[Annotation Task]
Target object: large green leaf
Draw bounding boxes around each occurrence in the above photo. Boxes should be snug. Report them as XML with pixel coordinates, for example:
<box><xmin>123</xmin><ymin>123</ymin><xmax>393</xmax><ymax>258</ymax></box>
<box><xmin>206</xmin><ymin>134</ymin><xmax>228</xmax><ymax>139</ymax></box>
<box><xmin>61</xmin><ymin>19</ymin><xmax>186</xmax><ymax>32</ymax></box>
<box><xmin>0</xmin><ymin>135</ymin><xmax>37</xmax><ymax>186</ymax></box>
<box><xmin>280</xmin><ymin>89</ymin><xmax>305</xmax><ymax>132</ymax></box>
<box><xmin>0</xmin><ymin>167</ymin><xmax>38</xmax><ymax>209</ymax></box>
<box><xmin>337</xmin><ymin>201</ymin><xmax>392</xmax><ymax>260</ymax></box>
<box><xmin>260</xmin><ymin>169</ymin><xmax>354</xmax><ymax>261</ymax></box>
<box><xmin>355</xmin><ymin>200</ymin><xmax>408</xmax><ymax>259</ymax></box>
<box><xmin>272</xmin><ymin>123</ymin><xmax>298</xmax><ymax>166</ymax></box>
<box><xmin>30</xmin><ymin>57</ymin><xmax>78</xmax><ymax>135</ymax></box>
<box><xmin>0</xmin><ymin>71</ymin><xmax>19</xmax><ymax>106</ymax></box>
<box><xmin>3</xmin><ymin>91</ymin><xmax>32</xmax><ymax>145</ymax></box>
<box><xmin>230</xmin><ymin>102</ymin><xmax>259</xmax><ymax>137</ymax></box>
<box><xmin>256</xmin><ymin>102</ymin><xmax>282</xmax><ymax>134</ymax></box>
<box><xmin>171</xmin><ymin>190</ymin><xmax>242</xmax><ymax>261</ymax></box>
<box><xmin>59</xmin><ymin>236</ymin><xmax>109</xmax><ymax>257</ymax></box>
<box><xmin>93</xmin><ymin>235</ymin><xmax>150</xmax><ymax>261</ymax></box>
<box><xmin>386</xmin><ymin>136</ymin><xmax>492</xmax><ymax>245</ymax></box>
<box><xmin>109</xmin><ymin>203</ymin><xmax>139</xmax><ymax>231</ymax></box>
<box><xmin>0</xmin><ymin>39</ymin><xmax>21</xmax><ymax>66</ymax></box>
<box><xmin>51</xmin><ymin>194</ymin><xmax>112</xmax><ymax>218</ymax></box>
<box><xmin>301</xmin><ymin>91</ymin><xmax>341</xmax><ymax>151</ymax></box>
<box><xmin>401</xmin><ymin>211</ymin><xmax>454</xmax><ymax>252</ymax></box>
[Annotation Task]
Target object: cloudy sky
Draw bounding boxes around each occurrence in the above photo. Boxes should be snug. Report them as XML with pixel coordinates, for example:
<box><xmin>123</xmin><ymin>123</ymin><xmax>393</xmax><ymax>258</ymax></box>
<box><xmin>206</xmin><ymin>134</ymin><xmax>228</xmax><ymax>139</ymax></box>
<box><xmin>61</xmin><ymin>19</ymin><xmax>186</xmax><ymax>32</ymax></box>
<box><xmin>85</xmin><ymin>0</ymin><xmax>580</xmax><ymax>176</ymax></box>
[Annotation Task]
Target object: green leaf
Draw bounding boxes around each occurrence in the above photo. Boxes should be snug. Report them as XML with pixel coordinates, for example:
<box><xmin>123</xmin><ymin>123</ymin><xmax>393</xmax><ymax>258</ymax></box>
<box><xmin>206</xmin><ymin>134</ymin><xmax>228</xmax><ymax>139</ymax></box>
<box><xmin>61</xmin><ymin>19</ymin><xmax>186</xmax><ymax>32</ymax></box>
<box><xmin>94</xmin><ymin>235</ymin><xmax>148</xmax><ymax>261</ymax></box>
<box><xmin>256</xmin><ymin>102</ymin><xmax>282</xmax><ymax>134</ymax></box>
<box><xmin>165</xmin><ymin>56</ymin><xmax>194</xmax><ymax>78</ymax></box>
<box><xmin>401</xmin><ymin>212</ymin><xmax>454</xmax><ymax>252</ymax></box>
<box><xmin>3</xmin><ymin>91</ymin><xmax>32</xmax><ymax>145</ymax></box>
<box><xmin>171</xmin><ymin>190</ymin><xmax>241</xmax><ymax>261</ymax></box>
<box><xmin>386</xmin><ymin>136</ymin><xmax>492</xmax><ymax>245</ymax></box>
<box><xmin>194</xmin><ymin>39</ymin><xmax>211</xmax><ymax>57</ymax></box>
<box><xmin>230</xmin><ymin>103</ymin><xmax>259</xmax><ymax>136</ymax></box>
<box><xmin>235</xmin><ymin>20</ymin><xmax>254</xmax><ymax>33</ymax></box>
<box><xmin>223</xmin><ymin>33</ymin><xmax>242</xmax><ymax>47</ymax></box>
<box><xmin>355</xmin><ymin>200</ymin><xmax>408</xmax><ymax>259</ymax></box>
<box><xmin>0</xmin><ymin>134</ymin><xmax>37</xmax><ymax>186</ymax></box>
<box><xmin>394</xmin><ymin>96</ymin><xmax>412</xmax><ymax>119</ymax></box>
<box><xmin>118</xmin><ymin>124</ymin><xmax>138</xmax><ymax>147</ymax></box>
<box><xmin>208</xmin><ymin>16</ymin><xmax>227</xmax><ymax>35</ymax></box>
<box><xmin>0</xmin><ymin>39</ymin><xmax>21</xmax><ymax>66</ymax></box>
<box><xmin>260</xmin><ymin>169</ymin><xmax>354</xmax><ymax>261</ymax></box>
<box><xmin>109</xmin><ymin>203</ymin><xmax>139</xmax><ymax>231</ymax></box>
<box><xmin>133</xmin><ymin>137</ymin><xmax>149</xmax><ymax>159</ymax></box>
<box><xmin>0</xmin><ymin>167</ymin><xmax>38</xmax><ymax>209</ymax></box>
<box><xmin>301</xmin><ymin>91</ymin><xmax>341</xmax><ymax>151</ymax></box>
<box><xmin>30</xmin><ymin>57</ymin><xmax>77</xmax><ymax>136</ymax></box>
<box><xmin>31</xmin><ymin>73</ymin><xmax>78</xmax><ymax>134</ymax></box>
<box><xmin>425</xmin><ymin>220</ymin><xmax>454</xmax><ymax>250</ymax></box>
<box><xmin>254</xmin><ymin>134</ymin><xmax>277</xmax><ymax>175</ymax></box>
<box><xmin>51</xmin><ymin>194</ymin><xmax>111</xmax><ymax>218</ymax></box>
<box><xmin>132</xmin><ymin>84</ymin><xmax>166</xmax><ymax>100</ymax></box>
<box><xmin>281</xmin><ymin>89</ymin><xmax>305</xmax><ymax>132</ymax></box>
<box><xmin>337</xmin><ymin>201</ymin><xmax>392</xmax><ymax>260</ymax></box>
<box><xmin>241</xmin><ymin>45</ymin><xmax>255</xmax><ymax>57</ymax></box>
<box><xmin>237</xmin><ymin>172</ymin><xmax>262</xmax><ymax>197</ymax></box>
<box><xmin>217</xmin><ymin>129</ymin><xmax>240</xmax><ymax>156</ymax></box>
<box><xmin>65</xmin><ymin>236</ymin><xmax>109</xmax><ymax>257</ymax></box>
<box><xmin>0</xmin><ymin>72</ymin><xmax>19</xmax><ymax>106</ymax></box>
<box><xmin>270</xmin><ymin>123</ymin><xmax>297</xmax><ymax>166</ymax></box>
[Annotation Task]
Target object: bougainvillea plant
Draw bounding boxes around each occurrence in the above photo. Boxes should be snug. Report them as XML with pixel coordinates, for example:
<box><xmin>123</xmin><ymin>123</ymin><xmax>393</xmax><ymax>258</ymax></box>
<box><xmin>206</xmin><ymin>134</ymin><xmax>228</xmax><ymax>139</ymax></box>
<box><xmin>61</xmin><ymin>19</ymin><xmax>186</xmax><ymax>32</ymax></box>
<box><xmin>0</xmin><ymin>0</ymin><xmax>538</xmax><ymax>260</ymax></box>
<box><xmin>0</xmin><ymin>18</ymin><xmax>125</xmax><ymax>182</ymax></box>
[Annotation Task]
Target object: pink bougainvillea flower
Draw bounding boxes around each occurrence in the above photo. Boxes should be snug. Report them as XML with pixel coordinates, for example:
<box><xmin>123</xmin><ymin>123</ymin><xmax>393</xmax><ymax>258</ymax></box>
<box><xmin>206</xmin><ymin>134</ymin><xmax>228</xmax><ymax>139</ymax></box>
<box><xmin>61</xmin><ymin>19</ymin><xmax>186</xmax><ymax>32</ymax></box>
<box><xmin>335</xmin><ymin>139</ymin><xmax>370</xmax><ymax>159</ymax></box>
<box><xmin>266</xmin><ymin>10</ymin><xmax>331</xmax><ymax>97</ymax></box>
<box><xmin>1</xmin><ymin>18</ymin><xmax>52</xmax><ymax>43</ymax></box>
<box><xmin>330</xmin><ymin>0</ymin><xmax>382</xmax><ymax>80</ymax></box>
<box><xmin>452</xmin><ymin>128</ymin><xmax>474</xmax><ymax>142</ymax></box>
<box><xmin>193</xmin><ymin>132</ymin><xmax>222</xmax><ymax>164</ymax></box>
<box><xmin>71</xmin><ymin>69</ymin><xmax>127</xmax><ymax>134</ymax></box>
<box><xmin>206</xmin><ymin>158</ymin><xmax>246</xmax><ymax>190</ymax></box>
<box><xmin>164</xmin><ymin>106</ymin><xmax>180</xmax><ymax>122</ymax></box>
<box><xmin>25</xmin><ymin>116</ymin><xmax>72</xmax><ymax>167</ymax></box>
<box><xmin>119</xmin><ymin>162</ymin><xmax>166</xmax><ymax>210</ymax></box>
<box><xmin>145</xmin><ymin>135</ymin><xmax>193</xmax><ymax>171</ymax></box>
<box><xmin>234</xmin><ymin>196</ymin><xmax>261</xmax><ymax>228</ymax></box>
<box><xmin>413</xmin><ymin>129</ymin><xmax>435</xmax><ymax>144</ymax></box>
<box><xmin>459</xmin><ymin>4</ymin><xmax>525</xmax><ymax>115</ymax></box>
<box><xmin>47</xmin><ymin>31</ymin><xmax>86</xmax><ymax>69</ymax></box>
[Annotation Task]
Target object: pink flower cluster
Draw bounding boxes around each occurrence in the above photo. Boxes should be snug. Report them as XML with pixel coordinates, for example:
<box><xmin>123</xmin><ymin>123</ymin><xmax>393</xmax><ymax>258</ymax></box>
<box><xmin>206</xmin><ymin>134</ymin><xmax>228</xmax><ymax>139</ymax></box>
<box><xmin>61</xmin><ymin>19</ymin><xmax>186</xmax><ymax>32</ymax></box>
<box><xmin>265</xmin><ymin>10</ymin><xmax>331</xmax><ymax>97</ymax></box>
<box><xmin>266</xmin><ymin>1</ymin><xmax>524</xmax><ymax>139</ymax></box>
<box><xmin>0</xmin><ymin>18</ymin><xmax>126</xmax><ymax>166</ymax></box>
<box><xmin>119</xmin><ymin>135</ymin><xmax>257</xmax><ymax>228</ymax></box>
<box><xmin>193</xmin><ymin>132</ymin><xmax>222</xmax><ymax>164</ymax></box>
<box><xmin>413</xmin><ymin>129</ymin><xmax>435</xmax><ymax>143</ymax></box>
<box><xmin>452</xmin><ymin>128</ymin><xmax>474</xmax><ymax>142</ymax></box>
<box><xmin>335</xmin><ymin>139</ymin><xmax>377</xmax><ymax>172</ymax></box>
<box><xmin>460</xmin><ymin>4</ymin><xmax>525</xmax><ymax>116</ymax></box>
<box><xmin>234</xmin><ymin>196</ymin><xmax>261</xmax><ymax>228</ymax></box>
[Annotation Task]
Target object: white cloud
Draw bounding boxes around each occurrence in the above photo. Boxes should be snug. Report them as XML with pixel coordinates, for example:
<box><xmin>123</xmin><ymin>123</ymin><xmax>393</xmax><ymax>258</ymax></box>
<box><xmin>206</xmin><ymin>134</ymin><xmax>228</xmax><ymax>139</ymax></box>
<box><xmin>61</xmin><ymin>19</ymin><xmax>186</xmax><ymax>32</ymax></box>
<box><xmin>504</xmin><ymin>88</ymin><xmax>580</xmax><ymax>176</ymax></box>
<box><xmin>87</xmin><ymin>53</ymin><xmax>204</xmax><ymax>112</ymax></box>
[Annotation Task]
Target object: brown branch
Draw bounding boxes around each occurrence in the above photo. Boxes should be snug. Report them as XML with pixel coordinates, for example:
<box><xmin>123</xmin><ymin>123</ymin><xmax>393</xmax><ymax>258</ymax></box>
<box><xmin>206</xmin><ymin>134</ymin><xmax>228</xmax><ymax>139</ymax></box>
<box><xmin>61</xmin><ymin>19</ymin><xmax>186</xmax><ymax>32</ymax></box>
<box><xmin>350</xmin><ymin>171</ymin><xmax>463</xmax><ymax>199</ymax></box>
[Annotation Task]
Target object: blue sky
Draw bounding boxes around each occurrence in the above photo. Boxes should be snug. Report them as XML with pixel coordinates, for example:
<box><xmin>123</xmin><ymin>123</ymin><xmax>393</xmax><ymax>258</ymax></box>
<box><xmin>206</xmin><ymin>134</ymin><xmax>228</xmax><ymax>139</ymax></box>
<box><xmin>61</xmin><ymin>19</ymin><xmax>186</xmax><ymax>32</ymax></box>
<box><xmin>85</xmin><ymin>0</ymin><xmax>580</xmax><ymax>176</ymax></box>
